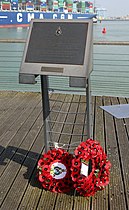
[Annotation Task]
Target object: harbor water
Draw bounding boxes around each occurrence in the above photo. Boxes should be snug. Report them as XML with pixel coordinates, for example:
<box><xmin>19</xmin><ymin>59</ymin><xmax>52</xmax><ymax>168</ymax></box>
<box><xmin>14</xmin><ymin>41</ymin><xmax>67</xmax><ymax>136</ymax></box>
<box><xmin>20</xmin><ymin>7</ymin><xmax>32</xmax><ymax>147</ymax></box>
<box><xmin>0</xmin><ymin>20</ymin><xmax>129</xmax><ymax>97</ymax></box>
<box><xmin>0</xmin><ymin>20</ymin><xmax>129</xmax><ymax>41</ymax></box>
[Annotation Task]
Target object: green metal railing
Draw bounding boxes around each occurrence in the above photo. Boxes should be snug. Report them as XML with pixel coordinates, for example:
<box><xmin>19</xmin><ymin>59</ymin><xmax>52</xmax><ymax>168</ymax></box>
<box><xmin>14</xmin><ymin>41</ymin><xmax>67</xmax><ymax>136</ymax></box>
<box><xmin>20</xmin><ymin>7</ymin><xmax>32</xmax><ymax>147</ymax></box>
<box><xmin>0</xmin><ymin>40</ymin><xmax>129</xmax><ymax>97</ymax></box>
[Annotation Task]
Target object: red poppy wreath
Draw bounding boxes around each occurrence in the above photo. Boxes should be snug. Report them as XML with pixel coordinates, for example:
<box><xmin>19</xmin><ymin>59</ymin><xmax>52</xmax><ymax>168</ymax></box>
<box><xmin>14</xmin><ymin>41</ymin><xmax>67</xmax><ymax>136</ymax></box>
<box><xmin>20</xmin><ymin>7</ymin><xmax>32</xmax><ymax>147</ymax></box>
<box><xmin>37</xmin><ymin>148</ymin><xmax>74</xmax><ymax>193</ymax></box>
<box><xmin>71</xmin><ymin>139</ymin><xmax>111</xmax><ymax>197</ymax></box>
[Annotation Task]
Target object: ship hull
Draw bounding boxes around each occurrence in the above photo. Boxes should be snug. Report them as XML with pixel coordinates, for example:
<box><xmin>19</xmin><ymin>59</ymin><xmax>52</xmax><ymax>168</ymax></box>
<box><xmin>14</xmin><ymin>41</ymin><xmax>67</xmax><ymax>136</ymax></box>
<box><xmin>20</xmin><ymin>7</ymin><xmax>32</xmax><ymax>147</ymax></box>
<box><xmin>0</xmin><ymin>11</ymin><xmax>96</xmax><ymax>27</ymax></box>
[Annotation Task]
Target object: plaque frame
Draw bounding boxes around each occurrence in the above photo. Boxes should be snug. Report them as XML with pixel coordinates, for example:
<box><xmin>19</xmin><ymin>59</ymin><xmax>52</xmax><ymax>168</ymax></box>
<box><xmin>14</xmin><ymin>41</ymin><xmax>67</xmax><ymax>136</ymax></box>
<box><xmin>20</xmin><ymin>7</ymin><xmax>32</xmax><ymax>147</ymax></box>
<box><xmin>19</xmin><ymin>19</ymin><xmax>93</xmax><ymax>82</ymax></box>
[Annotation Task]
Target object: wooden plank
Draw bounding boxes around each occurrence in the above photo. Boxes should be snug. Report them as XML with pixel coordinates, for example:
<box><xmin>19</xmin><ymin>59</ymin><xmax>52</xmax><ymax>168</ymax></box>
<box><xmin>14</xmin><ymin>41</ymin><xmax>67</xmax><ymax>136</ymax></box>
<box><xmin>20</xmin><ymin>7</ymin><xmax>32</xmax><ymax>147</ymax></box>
<box><xmin>0</xmin><ymin>92</ymin><xmax>40</xmax><ymax>138</ymax></box>
<box><xmin>53</xmin><ymin>193</ymin><xmax>74</xmax><ymax>210</ymax></box>
<box><xmin>35</xmin><ymin>191</ymin><xmax>57</xmax><ymax>210</ymax></box>
<box><xmin>111</xmin><ymin>97</ymin><xmax>129</xmax><ymax>209</ymax></box>
<box><xmin>103</xmin><ymin>96</ymin><xmax>127</xmax><ymax>210</ymax></box>
<box><xmin>0</xmin><ymin>106</ymin><xmax>43</xmax><ymax>208</ymax></box>
<box><xmin>92</xmin><ymin>96</ymin><xmax>109</xmax><ymax>210</ymax></box>
<box><xmin>73</xmin><ymin>196</ymin><xmax>90</xmax><ymax>210</ymax></box>
<box><xmin>0</xmin><ymin>91</ymin><xmax>17</xmax><ymax>109</ymax></box>
<box><xmin>0</xmin><ymin>93</ymin><xmax>41</xmax><ymax>154</ymax></box>
<box><xmin>0</xmin><ymin>126</ymin><xmax>44</xmax><ymax>210</ymax></box>
<box><xmin>0</xmin><ymin>100</ymin><xmax>42</xmax><ymax>176</ymax></box>
<box><xmin>0</xmin><ymin>92</ymin><xmax>32</xmax><ymax>127</ymax></box>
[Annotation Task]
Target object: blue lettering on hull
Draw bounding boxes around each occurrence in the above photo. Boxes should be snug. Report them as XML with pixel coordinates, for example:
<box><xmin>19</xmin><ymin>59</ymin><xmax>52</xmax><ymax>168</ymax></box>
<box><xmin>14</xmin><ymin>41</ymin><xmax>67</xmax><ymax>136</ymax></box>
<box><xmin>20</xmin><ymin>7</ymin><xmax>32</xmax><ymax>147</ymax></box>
<box><xmin>0</xmin><ymin>11</ymin><xmax>95</xmax><ymax>25</ymax></box>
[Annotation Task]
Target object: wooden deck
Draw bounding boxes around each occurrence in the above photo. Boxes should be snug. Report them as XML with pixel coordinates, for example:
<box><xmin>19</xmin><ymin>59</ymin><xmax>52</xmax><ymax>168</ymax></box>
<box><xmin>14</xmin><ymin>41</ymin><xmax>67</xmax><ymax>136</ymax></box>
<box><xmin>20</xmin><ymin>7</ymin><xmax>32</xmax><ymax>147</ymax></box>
<box><xmin>0</xmin><ymin>91</ymin><xmax>129</xmax><ymax>210</ymax></box>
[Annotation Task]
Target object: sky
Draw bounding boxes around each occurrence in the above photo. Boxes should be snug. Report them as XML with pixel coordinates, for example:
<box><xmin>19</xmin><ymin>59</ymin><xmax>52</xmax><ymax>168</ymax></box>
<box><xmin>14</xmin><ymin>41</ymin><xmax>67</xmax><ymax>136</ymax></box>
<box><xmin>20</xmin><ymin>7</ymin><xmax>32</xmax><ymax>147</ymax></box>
<box><xmin>95</xmin><ymin>0</ymin><xmax>129</xmax><ymax>17</ymax></box>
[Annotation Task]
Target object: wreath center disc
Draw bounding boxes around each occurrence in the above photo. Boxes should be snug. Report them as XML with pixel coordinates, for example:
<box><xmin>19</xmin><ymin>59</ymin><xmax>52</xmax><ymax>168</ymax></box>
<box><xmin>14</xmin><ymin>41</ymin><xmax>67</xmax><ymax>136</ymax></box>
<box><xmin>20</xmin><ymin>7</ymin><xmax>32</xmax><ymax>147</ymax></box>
<box><xmin>50</xmin><ymin>162</ymin><xmax>67</xmax><ymax>179</ymax></box>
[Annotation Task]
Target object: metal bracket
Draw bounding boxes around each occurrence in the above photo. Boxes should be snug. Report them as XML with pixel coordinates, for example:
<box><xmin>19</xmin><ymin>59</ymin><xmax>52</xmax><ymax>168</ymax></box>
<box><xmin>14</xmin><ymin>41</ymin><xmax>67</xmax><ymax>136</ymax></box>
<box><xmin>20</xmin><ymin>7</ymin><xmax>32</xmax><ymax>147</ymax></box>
<box><xmin>19</xmin><ymin>73</ymin><xmax>37</xmax><ymax>84</ymax></box>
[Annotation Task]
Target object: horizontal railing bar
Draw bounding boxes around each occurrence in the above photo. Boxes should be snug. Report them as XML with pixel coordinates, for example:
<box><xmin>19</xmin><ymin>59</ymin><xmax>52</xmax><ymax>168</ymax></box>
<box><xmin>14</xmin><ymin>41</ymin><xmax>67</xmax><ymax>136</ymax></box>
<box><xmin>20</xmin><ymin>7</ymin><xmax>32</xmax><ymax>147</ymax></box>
<box><xmin>50</xmin><ymin>99</ymin><xmax>85</xmax><ymax>103</ymax></box>
<box><xmin>50</xmin><ymin>109</ymin><xmax>86</xmax><ymax>114</ymax></box>
<box><xmin>94</xmin><ymin>59</ymin><xmax>129</xmax><ymax>61</ymax></box>
<box><xmin>0</xmin><ymin>39</ymin><xmax>129</xmax><ymax>45</ymax></box>
<box><xmin>47</xmin><ymin>130</ymin><xmax>87</xmax><ymax>136</ymax></box>
<box><xmin>48</xmin><ymin>120</ymin><xmax>86</xmax><ymax>125</ymax></box>
<box><xmin>94</xmin><ymin>64</ymin><xmax>129</xmax><ymax>67</ymax></box>
<box><xmin>93</xmin><ymin>52</ymin><xmax>129</xmax><ymax>55</ymax></box>
<box><xmin>93</xmin><ymin>41</ymin><xmax>129</xmax><ymax>45</ymax></box>
<box><xmin>0</xmin><ymin>39</ymin><xmax>26</xmax><ymax>43</ymax></box>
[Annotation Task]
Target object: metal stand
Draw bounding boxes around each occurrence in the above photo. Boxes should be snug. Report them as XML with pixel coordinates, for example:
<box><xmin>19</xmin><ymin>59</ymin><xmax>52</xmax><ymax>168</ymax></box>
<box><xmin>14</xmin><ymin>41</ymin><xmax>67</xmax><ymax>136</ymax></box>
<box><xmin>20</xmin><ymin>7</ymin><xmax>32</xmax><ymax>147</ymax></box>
<box><xmin>19</xmin><ymin>19</ymin><xmax>93</xmax><ymax>153</ymax></box>
<box><xmin>41</xmin><ymin>76</ymin><xmax>93</xmax><ymax>152</ymax></box>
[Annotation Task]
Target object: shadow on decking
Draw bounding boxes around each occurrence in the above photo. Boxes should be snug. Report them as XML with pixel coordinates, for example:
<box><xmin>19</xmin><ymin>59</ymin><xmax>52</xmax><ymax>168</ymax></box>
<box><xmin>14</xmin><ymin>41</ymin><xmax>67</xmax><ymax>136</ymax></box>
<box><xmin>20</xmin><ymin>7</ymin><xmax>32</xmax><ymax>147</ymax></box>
<box><xmin>0</xmin><ymin>145</ymin><xmax>75</xmax><ymax>196</ymax></box>
<box><xmin>0</xmin><ymin>145</ymin><xmax>42</xmax><ymax>187</ymax></box>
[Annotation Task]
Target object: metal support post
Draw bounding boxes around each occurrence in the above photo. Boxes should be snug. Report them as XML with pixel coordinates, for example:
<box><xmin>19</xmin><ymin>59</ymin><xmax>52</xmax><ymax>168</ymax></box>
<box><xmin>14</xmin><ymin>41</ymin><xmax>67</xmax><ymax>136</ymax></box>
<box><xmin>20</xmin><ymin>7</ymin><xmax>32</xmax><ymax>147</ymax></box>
<box><xmin>41</xmin><ymin>75</ymin><xmax>52</xmax><ymax>152</ymax></box>
<box><xmin>86</xmin><ymin>77</ymin><xmax>93</xmax><ymax>139</ymax></box>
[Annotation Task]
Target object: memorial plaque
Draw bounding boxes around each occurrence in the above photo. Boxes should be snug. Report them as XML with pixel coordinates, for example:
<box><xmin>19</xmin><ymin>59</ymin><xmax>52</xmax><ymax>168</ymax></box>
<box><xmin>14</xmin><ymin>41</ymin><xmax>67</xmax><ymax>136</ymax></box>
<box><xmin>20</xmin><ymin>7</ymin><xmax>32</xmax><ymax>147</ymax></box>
<box><xmin>25</xmin><ymin>22</ymin><xmax>88</xmax><ymax>65</ymax></box>
<box><xmin>19</xmin><ymin>19</ymin><xmax>93</xmax><ymax>83</ymax></box>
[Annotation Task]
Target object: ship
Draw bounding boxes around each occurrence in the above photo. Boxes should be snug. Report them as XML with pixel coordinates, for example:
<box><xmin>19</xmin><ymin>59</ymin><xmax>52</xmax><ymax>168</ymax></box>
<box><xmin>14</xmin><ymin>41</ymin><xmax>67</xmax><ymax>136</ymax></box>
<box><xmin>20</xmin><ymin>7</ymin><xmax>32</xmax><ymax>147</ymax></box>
<box><xmin>0</xmin><ymin>0</ymin><xmax>96</xmax><ymax>27</ymax></box>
